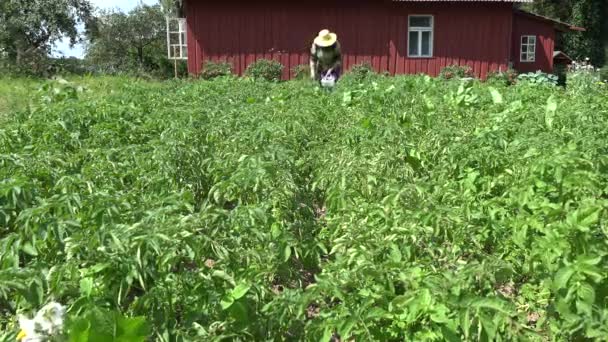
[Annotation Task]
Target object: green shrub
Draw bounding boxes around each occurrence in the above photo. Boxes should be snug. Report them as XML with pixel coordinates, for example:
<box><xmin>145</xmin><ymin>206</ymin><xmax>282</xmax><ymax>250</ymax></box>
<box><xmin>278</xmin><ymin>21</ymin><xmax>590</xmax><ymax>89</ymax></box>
<box><xmin>245</xmin><ymin>59</ymin><xmax>284</xmax><ymax>81</ymax></box>
<box><xmin>200</xmin><ymin>60</ymin><xmax>233</xmax><ymax>80</ymax></box>
<box><xmin>600</xmin><ymin>65</ymin><xmax>608</xmax><ymax>82</ymax></box>
<box><xmin>350</xmin><ymin>62</ymin><xmax>374</xmax><ymax>78</ymax></box>
<box><xmin>340</xmin><ymin>62</ymin><xmax>377</xmax><ymax>84</ymax></box>
<box><xmin>517</xmin><ymin>71</ymin><xmax>558</xmax><ymax>85</ymax></box>
<box><xmin>486</xmin><ymin>69</ymin><xmax>518</xmax><ymax>86</ymax></box>
<box><xmin>292</xmin><ymin>64</ymin><xmax>309</xmax><ymax>80</ymax></box>
<box><xmin>440</xmin><ymin>64</ymin><xmax>474</xmax><ymax>80</ymax></box>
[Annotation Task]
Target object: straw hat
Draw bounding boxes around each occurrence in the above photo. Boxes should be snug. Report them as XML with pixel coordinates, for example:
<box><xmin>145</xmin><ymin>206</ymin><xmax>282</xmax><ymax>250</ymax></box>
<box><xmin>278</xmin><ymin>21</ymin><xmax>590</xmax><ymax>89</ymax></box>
<box><xmin>314</xmin><ymin>29</ymin><xmax>338</xmax><ymax>47</ymax></box>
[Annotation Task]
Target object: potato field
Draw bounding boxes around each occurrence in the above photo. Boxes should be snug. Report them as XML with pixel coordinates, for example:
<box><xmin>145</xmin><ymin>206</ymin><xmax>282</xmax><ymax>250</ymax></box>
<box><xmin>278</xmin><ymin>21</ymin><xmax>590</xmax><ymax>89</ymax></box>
<box><xmin>1</xmin><ymin>74</ymin><xmax>607</xmax><ymax>341</ymax></box>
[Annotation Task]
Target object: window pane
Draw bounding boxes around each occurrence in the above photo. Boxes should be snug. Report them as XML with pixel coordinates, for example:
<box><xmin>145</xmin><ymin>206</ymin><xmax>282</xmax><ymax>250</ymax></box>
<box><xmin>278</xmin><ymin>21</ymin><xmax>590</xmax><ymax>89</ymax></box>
<box><xmin>409</xmin><ymin>31</ymin><xmax>419</xmax><ymax>56</ymax></box>
<box><xmin>521</xmin><ymin>36</ymin><xmax>528</xmax><ymax>44</ymax></box>
<box><xmin>181</xmin><ymin>46</ymin><xmax>188</xmax><ymax>58</ymax></box>
<box><xmin>170</xmin><ymin>33</ymin><xmax>180</xmax><ymax>44</ymax></box>
<box><xmin>529</xmin><ymin>39</ymin><xmax>536</xmax><ymax>52</ymax></box>
<box><xmin>169</xmin><ymin>20</ymin><xmax>179</xmax><ymax>32</ymax></box>
<box><xmin>410</xmin><ymin>16</ymin><xmax>431</xmax><ymax>28</ymax></box>
<box><xmin>181</xmin><ymin>33</ymin><xmax>187</xmax><ymax>44</ymax></box>
<box><xmin>421</xmin><ymin>31</ymin><xmax>431</xmax><ymax>56</ymax></box>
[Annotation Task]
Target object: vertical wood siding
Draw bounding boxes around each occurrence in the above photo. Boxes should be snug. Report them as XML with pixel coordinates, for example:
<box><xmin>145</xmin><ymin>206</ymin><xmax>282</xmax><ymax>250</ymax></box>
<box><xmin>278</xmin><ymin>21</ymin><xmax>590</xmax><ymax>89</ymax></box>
<box><xmin>186</xmin><ymin>1</ymin><xmax>515</xmax><ymax>79</ymax></box>
<box><xmin>511</xmin><ymin>13</ymin><xmax>555</xmax><ymax>73</ymax></box>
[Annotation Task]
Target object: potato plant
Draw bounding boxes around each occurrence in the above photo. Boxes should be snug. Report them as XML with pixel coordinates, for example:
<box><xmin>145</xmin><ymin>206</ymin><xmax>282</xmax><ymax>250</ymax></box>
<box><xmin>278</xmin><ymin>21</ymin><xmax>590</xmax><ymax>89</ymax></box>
<box><xmin>0</xmin><ymin>75</ymin><xmax>607</xmax><ymax>341</ymax></box>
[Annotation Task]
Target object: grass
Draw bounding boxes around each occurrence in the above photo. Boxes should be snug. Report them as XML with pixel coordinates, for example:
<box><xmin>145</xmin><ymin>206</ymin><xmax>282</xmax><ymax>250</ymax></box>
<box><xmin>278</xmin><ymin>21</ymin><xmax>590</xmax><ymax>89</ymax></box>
<box><xmin>0</xmin><ymin>77</ymin><xmax>38</xmax><ymax>119</ymax></box>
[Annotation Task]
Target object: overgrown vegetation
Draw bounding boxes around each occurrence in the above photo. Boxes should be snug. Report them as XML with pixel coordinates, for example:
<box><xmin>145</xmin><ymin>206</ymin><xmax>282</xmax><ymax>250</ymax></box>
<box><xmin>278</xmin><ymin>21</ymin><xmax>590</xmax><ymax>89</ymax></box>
<box><xmin>440</xmin><ymin>65</ymin><xmax>474</xmax><ymax>80</ymax></box>
<box><xmin>600</xmin><ymin>65</ymin><xmax>608</xmax><ymax>82</ymax></box>
<box><xmin>487</xmin><ymin>69</ymin><xmax>519</xmax><ymax>86</ymax></box>
<box><xmin>245</xmin><ymin>59</ymin><xmax>284</xmax><ymax>81</ymax></box>
<box><xmin>200</xmin><ymin>60</ymin><xmax>233</xmax><ymax>80</ymax></box>
<box><xmin>292</xmin><ymin>64</ymin><xmax>310</xmax><ymax>80</ymax></box>
<box><xmin>0</xmin><ymin>74</ymin><xmax>607</xmax><ymax>340</ymax></box>
<box><xmin>343</xmin><ymin>62</ymin><xmax>376</xmax><ymax>82</ymax></box>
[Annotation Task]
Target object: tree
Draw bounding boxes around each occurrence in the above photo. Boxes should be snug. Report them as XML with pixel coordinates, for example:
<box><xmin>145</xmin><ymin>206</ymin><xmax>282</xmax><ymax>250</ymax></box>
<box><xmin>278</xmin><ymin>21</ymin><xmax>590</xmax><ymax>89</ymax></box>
<box><xmin>520</xmin><ymin>0</ymin><xmax>573</xmax><ymax>20</ymax></box>
<box><xmin>603</xmin><ymin>3</ymin><xmax>608</xmax><ymax>62</ymax></box>
<box><xmin>564</xmin><ymin>0</ymin><xmax>605</xmax><ymax>66</ymax></box>
<box><xmin>86</xmin><ymin>4</ymin><xmax>182</xmax><ymax>77</ymax></box>
<box><xmin>0</xmin><ymin>0</ymin><xmax>94</xmax><ymax>70</ymax></box>
<box><xmin>159</xmin><ymin>0</ymin><xmax>185</xmax><ymax>17</ymax></box>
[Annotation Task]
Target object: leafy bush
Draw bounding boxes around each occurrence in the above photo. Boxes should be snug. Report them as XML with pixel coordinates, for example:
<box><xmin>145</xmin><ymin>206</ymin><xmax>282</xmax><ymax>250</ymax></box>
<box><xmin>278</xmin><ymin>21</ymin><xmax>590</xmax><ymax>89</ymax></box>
<box><xmin>346</xmin><ymin>62</ymin><xmax>375</xmax><ymax>82</ymax></box>
<box><xmin>2</xmin><ymin>76</ymin><xmax>608</xmax><ymax>340</ymax></box>
<box><xmin>292</xmin><ymin>64</ymin><xmax>309</xmax><ymax>80</ymax></box>
<box><xmin>486</xmin><ymin>69</ymin><xmax>518</xmax><ymax>86</ymax></box>
<box><xmin>517</xmin><ymin>70</ymin><xmax>558</xmax><ymax>85</ymax></box>
<box><xmin>245</xmin><ymin>59</ymin><xmax>284</xmax><ymax>81</ymax></box>
<box><xmin>600</xmin><ymin>65</ymin><xmax>608</xmax><ymax>82</ymax></box>
<box><xmin>565</xmin><ymin>59</ymin><xmax>602</xmax><ymax>90</ymax></box>
<box><xmin>200</xmin><ymin>60</ymin><xmax>233</xmax><ymax>80</ymax></box>
<box><xmin>439</xmin><ymin>64</ymin><xmax>474</xmax><ymax>80</ymax></box>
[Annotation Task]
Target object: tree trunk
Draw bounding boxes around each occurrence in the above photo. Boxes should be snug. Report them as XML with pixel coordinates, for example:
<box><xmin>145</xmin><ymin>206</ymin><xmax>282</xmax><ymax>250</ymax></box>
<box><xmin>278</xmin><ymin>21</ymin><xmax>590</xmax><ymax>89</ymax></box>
<box><xmin>137</xmin><ymin>47</ymin><xmax>144</xmax><ymax>68</ymax></box>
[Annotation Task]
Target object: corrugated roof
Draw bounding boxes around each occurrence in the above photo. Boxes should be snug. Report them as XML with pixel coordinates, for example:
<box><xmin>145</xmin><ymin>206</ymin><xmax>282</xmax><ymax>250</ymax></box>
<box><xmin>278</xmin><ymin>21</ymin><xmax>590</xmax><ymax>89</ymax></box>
<box><xmin>392</xmin><ymin>0</ymin><xmax>532</xmax><ymax>2</ymax></box>
<box><xmin>515</xmin><ymin>9</ymin><xmax>585</xmax><ymax>31</ymax></box>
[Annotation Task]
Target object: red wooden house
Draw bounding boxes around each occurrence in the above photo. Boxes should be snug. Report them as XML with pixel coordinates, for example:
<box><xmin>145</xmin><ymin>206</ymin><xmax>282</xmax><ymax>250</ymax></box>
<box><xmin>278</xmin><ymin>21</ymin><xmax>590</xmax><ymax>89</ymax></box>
<box><xmin>180</xmin><ymin>0</ymin><xmax>582</xmax><ymax>79</ymax></box>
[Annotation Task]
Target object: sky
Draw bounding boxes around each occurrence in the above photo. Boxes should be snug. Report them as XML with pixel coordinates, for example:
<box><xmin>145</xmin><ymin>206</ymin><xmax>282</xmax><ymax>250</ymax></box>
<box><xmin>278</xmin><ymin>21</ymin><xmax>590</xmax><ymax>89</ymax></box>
<box><xmin>53</xmin><ymin>0</ymin><xmax>157</xmax><ymax>58</ymax></box>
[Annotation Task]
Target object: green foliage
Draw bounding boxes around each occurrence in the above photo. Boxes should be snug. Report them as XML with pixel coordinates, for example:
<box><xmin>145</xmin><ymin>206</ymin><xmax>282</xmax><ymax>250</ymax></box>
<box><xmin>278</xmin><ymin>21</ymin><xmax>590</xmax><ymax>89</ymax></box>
<box><xmin>0</xmin><ymin>0</ymin><xmax>94</xmax><ymax>74</ymax></box>
<box><xmin>564</xmin><ymin>0</ymin><xmax>606</xmax><ymax>67</ymax></box>
<box><xmin>600</xmin><ymin>65</ymin><xmax>608</xmax><ymax>82</ymax></box>
<box><xmin>200</xmin><ymin>60</ymin><xmax>233</xmax><ymax>80</ymax></box>
<box><xmin>85</xmin><ymin>4</ymin><xmax>184</xmax><ymax>79</ymax></box>
<box><xmin>440</xmin><ymin>64</ymin><xmax>474</xmax><ymax>80</ymax></box>
<box><xmin>0</xmin><ymin>76</ymin><xmax>37</xmax><ymax>119</ymax></box>
<box><xmin>292</xmin><ymin>64</ymin><xmax>309</xmax><ymax>80</ymax></box>
<box><xmin>344</xmin><ymin>62</ymin><xmax>375</xmax><ymax>82</ymax></box>
<box><xmin>518</xmin><ymin>70</ymin><xmax>559</xmax><ymax>85</ymax></box>
<box><xmin>245</xmin><ymin>59</ymin><xmax>284</xmax><ymax>81</ymax></box>
<box><xmin>486</xmin><ymin>69</ymin><xmax>518</xmax><ymax>86</ymax></box>
<box><xmin>67</xmin><ymin>309</ymin><xmax>149</xmax><ymax>342</ymax></box>
<box><xmin>1</xmin><ymin>75</ymin><xmax>608</xmax><ymax>340</ymax></box>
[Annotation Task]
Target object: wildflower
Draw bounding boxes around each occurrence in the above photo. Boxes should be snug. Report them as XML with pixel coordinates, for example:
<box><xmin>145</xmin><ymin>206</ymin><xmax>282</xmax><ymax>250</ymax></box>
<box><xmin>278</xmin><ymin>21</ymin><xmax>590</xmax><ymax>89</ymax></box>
<box><xmin>17</xmin><ymin>302</ymin><xmax>65</xmax><ymax>342</ymax></box>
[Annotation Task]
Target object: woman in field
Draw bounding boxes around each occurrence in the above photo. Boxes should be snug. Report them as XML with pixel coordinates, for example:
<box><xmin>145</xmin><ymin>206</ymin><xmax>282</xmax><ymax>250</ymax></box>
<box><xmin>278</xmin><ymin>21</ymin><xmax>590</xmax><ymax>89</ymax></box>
<box><xmin>309</xmin><ymin>29</ymin><xmax>342</xmax><ymax>83</ymax></box>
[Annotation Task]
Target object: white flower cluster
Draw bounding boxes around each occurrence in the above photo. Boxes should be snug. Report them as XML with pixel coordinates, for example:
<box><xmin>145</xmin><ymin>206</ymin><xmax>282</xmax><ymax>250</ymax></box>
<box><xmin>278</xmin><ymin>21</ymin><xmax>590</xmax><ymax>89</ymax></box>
<box><xmin>569</xmin><ymin>58</ymin><xmax>600</xmax><ymax>73</ymax></box>
<box><xmin>17</xmin><ymin>302</ymin><xmax>65</xmax><ymax>342</ymax></box>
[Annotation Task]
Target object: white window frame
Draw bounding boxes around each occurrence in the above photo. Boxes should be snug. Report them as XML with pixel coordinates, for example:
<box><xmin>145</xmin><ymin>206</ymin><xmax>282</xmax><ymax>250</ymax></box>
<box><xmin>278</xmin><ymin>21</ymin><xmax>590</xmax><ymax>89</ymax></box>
<box><xmin>520</xmin><ymin>35</ymin><xmax>536</xmax><ymax>63</ymax></box>
<box><xmin>408</xmin><ymin>15</ymin><xmax>434</xmax><ymax>58</ymax></box>
<box><xmin>167</xmin><ymin>17</ymin><xmax>187</xmax><ymax>60</ymax></box>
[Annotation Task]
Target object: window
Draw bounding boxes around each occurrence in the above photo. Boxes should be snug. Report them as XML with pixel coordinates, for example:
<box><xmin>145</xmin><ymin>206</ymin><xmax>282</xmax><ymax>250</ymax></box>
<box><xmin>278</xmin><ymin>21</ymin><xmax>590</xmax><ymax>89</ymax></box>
<box><xmin>167</xmin><ymin>17</ymin><xmax>187</xmax><ymax>60</ymax></box>
<box><xmin>520</xmin><ymin>35</ymin><xmax>536</xmax><ymax>62</ymax></box>
<box><xmin>408</xmin><ymin>15</ymin><xmax>433</xmax><ymax>58</ymax></box>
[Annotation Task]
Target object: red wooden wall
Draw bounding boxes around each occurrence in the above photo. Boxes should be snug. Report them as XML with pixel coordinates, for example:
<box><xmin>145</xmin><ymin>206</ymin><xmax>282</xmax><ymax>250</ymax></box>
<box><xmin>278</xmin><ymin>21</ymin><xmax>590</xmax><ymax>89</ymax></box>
<box><xmin>185</xmin><ymin>1</ymin><xmax>514</xmax><ymax>79</ymax></box>
<box><xmin>511</xmin><ymin>12</ymin><xmax>555</xmax><ymax>73</ymax></box>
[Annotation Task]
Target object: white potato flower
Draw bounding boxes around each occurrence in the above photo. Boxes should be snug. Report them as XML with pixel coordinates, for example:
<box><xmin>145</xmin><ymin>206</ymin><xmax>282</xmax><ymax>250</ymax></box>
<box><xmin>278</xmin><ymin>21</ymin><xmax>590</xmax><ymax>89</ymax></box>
<box><xmin>17</xmin><ymin>302</ymin><xmax>65</xmax><ymax>342</ymax></box>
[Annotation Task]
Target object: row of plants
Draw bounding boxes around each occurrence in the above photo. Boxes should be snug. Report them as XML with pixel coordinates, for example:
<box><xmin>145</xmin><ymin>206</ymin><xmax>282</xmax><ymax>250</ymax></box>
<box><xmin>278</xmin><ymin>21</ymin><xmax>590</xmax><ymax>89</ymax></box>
<box><xmin>0</xmin><ymin>73</ymin><xmax>607</xmax><ymax>340</ymax></box>
<box><xmin>200</xmin><ymin>59</ymin><xmax>606</xmax><ymax>89</ymax></box>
